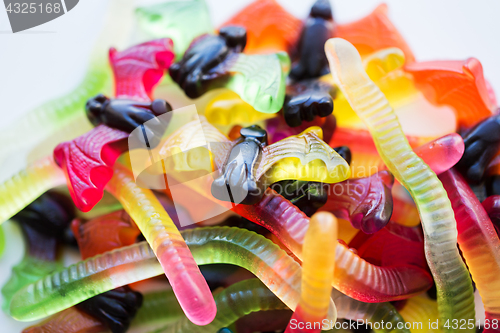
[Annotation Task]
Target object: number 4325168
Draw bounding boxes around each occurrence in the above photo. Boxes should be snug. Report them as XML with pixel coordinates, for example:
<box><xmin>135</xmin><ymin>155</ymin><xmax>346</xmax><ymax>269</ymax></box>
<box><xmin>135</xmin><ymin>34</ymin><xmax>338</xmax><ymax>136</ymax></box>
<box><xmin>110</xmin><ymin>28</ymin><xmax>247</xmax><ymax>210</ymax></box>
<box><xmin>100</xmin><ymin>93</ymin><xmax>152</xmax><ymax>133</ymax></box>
<box><xmin>6</xmin><ymin>3</ymin><xmax>61</xmax><ymax>14</ymax></box>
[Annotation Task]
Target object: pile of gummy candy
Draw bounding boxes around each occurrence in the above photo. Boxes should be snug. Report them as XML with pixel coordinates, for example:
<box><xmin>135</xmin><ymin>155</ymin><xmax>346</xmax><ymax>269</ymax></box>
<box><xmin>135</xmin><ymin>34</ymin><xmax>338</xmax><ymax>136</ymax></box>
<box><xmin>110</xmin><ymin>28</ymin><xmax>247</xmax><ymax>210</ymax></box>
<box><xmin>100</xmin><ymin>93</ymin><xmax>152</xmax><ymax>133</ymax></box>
<box><xmin>2</xmin><ymin>0</ymin><xmax>500</xmax><ymax>332</ymax></box>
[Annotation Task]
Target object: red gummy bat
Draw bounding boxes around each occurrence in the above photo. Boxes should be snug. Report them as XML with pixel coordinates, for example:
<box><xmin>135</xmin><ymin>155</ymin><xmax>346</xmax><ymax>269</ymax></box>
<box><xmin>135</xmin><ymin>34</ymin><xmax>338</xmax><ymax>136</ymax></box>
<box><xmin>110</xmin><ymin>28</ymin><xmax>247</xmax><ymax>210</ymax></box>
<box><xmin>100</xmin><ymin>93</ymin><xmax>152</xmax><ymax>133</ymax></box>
<box><xmin>54</xmin><ymin>39</ymin><xmax>175</xmax><ymax>211</ymax></box>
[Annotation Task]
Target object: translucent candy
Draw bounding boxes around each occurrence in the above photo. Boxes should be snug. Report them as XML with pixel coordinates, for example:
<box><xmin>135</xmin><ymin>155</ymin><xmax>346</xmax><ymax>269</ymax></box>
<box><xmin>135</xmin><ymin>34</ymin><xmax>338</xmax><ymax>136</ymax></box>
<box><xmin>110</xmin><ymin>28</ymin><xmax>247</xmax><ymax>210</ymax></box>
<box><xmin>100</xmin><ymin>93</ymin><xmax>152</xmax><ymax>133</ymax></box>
<box><xmin>0</xmin><ymin>0</ymin><xmax>135</xmax><ymax>177</ymax></box>
<box><xmin>482</xmin><ymin>195</ymin><xmax>500</xmax><ymax>238</ymax></box>
<box><xmin>285</xmin><ymin>212</ymin><xmax>338</xmax><ymax>333</ymax></box>
<box><xmin>233</xmin><ymin>188</ymin><xmax>432</xmax><ymax>302</ymax></box>
<box><xmin>220</xmin><ymin>0</ymin><xmax>302</xmax><ymax>54</ymax></box>
<box><xmin>336</xmin><ymin>4</ymin><xmax>415</xmax><ymax>63</ymax></box>
<box><xmin>54</xmin><ymin>39</ymin><xmax>175</xmax><ymax>212</ymax></box>
<box><xmin>399</xmin><ymin>296</ymin><xmax>439</xmax><ymax>333</ymax></box>
<box><xmin>0</xmin><ymin>156</ymin><xmax>65</xmax><ymax>225</ymax></box>
<box><xmin>72</xmin><ymin>210</ymin><xmax>140</xmax><ymax>260</ymax></box>
<box><xmin>158</xmin><ymin>279</ymin><xmax>287</xmax><ymax>333</ymax></box>
<box><xmin>170</xmin><ymin>29</ymin><xmax>290</xmax><ymax>114</ymax></box>
<box><xmin>266</xmin><ymin>113</ymin><xmax>337</xmax><ymax>145</ymax></box>
<box><xmin>257</xmin><ymin>127</ymin><xmax>350</xmax><ymax>185</ymax></box>
<box><xmin>169</xmin><ymin>27</ymin><xmax>247</xmax><ymax>99</ymax></box>
<box><xmin>10</xmin><ymin>227</ymin><xmax>336</xmax><ymax>322</ymax></box>
<box><xmin>320</xmin><ymin>171</ymin><xmax>394</xmax><ymax>234</ymax></box>
<box><xmin>2</xmin><ymin>192</ymin><xmax>74</xmax><ymax>314</ymax></box>
<box><xmin>105</xmin><ymin>164</ymin><xmax>215</xmax><ymax>325</ymax></box>
<box><xmin>131</xmin><ymin>289</ymin><xmax>183</xmax><ymax>328</ymax></box>
<box><xmin>21</xmin><ymin>307</ymin><xmax>106</xmax><ymax>333</ymax></box>
<box><xmin>326</xmin><ymin>37</ymin><xmax>474</xmax><ymax>328</ymax></box>
<box><xmin>348</xmin><ymin>221</ymin><xmax>427</xmax><ymax>270</ymax></box>
<box><xmin>204</xmin><ymin>91</ymin><xmax>274</xmax><ymax>126</ymax></box>
<box><xmin>271</xmin><ymin>180</ymin><xmax>327</xmax><ymax>217</ymax></box>
<box><xmin>224</xmin><ymin>52</ymin><xmax>290</xmax><ymax>114</ymax></box>
<box><xmin>439</xmin><ymin>169</ymin><xmax>500</xmax><ymax>324</ymax></box>
<box><xmin>405</xmin><ymin>58</ymin><xmax>497</xmax><ymax>129</ymax></box>
<box><xmin>135</xmin><ymin>0</ymin><xmax>213</xmax><ymax>59</ymax></box>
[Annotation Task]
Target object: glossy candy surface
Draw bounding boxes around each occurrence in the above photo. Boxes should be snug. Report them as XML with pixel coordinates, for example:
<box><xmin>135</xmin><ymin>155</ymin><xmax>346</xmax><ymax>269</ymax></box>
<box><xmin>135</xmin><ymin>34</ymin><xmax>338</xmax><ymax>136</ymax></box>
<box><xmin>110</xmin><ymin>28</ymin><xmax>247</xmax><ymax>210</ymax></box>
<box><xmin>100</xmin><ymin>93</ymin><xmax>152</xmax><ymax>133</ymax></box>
<box><xmin>54</xmin><ymin>39</ymin><xmax>175</xmax><ymax>212</ymax></box>
<box><xmin>105</xmin><ymin>164</ymin><xmax>216</xmax><ymax>325</ymax></box>
<box><xmin>2</xmin><ymin>192</ymin><xmax>74</xmax><ymax>313</ymax></box>
<box><xmin>221</xmin><ymin>0</ymin><xmax>302</xmax><ymax>54</ymax></box>
<box><xmin>136</xmin><ymin>0</ymin><xmax>213</xmax><ymax>59</ymax></box>
<box><xmin>72</xmin><ymin>210</ymin><xmax>140</xmax><ymax>260</ymax></box>
<box><xmin>170</xmin><ymin>27</ymin><xmax>290</xmax><ymax>113</ymax></box>
<box><xmin>169</xmin><ymin>26</ymin><xmax>247</xmax><ymax>98</ymax></box>
<box><xmin>9</xmin><ymin>227</ymin><xmax>336</xmax><ymax>322</ymax></box>
<box><xmin>326</xmin><ymin>38</ymin><xmax>475</xmax><ymax>328</ymax></box>
<box><xmin>72</xmin><ymin>208</ymin><xmax>143</xmax><ymax>333</ymax></box>
<box><xmin>204</xmin><ymin>91</ymin><xmax>274</xmax><ymax>126</ymax></box>
<box><xmin>289</xmin><ymin>0</ymin><xmax>335</xmax><ymax>81</ymax></box>
<box><xmin>0</xmin><ymin>156</ymin><xmax>65</xmax><ymax>224</ymax></box>
<box><xmin>158</xmin><ymin>279</ymin><xmax>287</xmax><ymax>333</ymax></box>
<box><xmin>75</xmin><ymin>286</ymin><xmax>143</xmax><ymax>333</ymax></box>
<box><xmin>22</xmin><ymin>307</ymin><xmax>106</xmax><ymax>333</ymax></box>
<box><xmin>285</xmin><ymin>212</ymin><xmax>337</xmax><ymax>333</ymax></box>
<box><xmin>8</xmin><ymin>226</ymin><xmax>410</xmax><ymax>331</ymax></box>
<box><xmin>482</xmin><ymin>195</ymin><xmax>500</xmax><ymax>238</ymax></box>
<box><xmin>284</xmin><ymin>80</ymin><xmax>335</xmax><ymax>128</ymax></box>
<box><xmin>405</xmin><ymin>59</ymin><xmax>497</xmax><ymax>129</ymax></box>
<box><xmin>3</xmin><ymin>1</ymin><xmax>499</xmax><ymax>332</ymax></box>
<box><xmin>336</xmin><ymin>4</ymin><xmax>415</xmax><ymax>63</ymax></box>
<box><xmin>321</xmin><ymin>171</ymin><xmax>394</xmax><ymax>234</ymax></box>
<box><xmin>233</xmin><ymin>188</ymin><xmax>433</xmax><ymax>302</ymax></box>
<box><xmin>399</xmin><ymin>296</ymin><xmax>439</xmax><ymax>333</ymax></box>
<box><xmin>212</xmin><ymin>125</ymin><xmax>268</xmax><ymax>204</ymax></box>
<box><xmin>271</xmin><ymin>180</ymin><xmax>327</xmax><ymax>217</ymax></box>
<box><xmin>456</xmin><ymin>114</ymin><xmax>500</xmax><ymax>183</ymax></box>
<box><xmin>85</xmin><ymin>95</ymin><xmax>172</xmax><ymax>141</ymax></box>
<box><xmin>440</xmin><ymin>169</ymin><xmax>500</xmax><ymax>325</ymax></box>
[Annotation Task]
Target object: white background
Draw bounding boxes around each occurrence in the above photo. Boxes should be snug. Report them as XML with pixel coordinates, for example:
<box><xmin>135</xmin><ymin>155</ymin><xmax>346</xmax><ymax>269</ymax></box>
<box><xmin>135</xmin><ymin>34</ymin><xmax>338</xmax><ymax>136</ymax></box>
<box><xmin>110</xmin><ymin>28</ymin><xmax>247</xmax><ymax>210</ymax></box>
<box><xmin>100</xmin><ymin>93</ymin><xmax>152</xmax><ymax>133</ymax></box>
<box><xmin>0</xmin><ymin>0</ymin><xmax>495</xmax><ymax>331</ymax></box>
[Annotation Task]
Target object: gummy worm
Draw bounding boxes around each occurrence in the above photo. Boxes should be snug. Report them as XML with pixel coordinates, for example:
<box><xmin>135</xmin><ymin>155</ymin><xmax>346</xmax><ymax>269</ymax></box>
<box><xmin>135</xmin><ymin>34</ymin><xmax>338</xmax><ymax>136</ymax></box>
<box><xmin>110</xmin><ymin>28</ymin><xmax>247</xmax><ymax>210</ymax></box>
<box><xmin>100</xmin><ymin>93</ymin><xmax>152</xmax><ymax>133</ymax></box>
<box><xmin>233</xmin><ymin>188</ymin><xmax>433</xmax><ymax>302</ymax></box>
<box><xmin>399</xmin><ymin>296</ymin><xmax>439</xmax><ymax>333</ymax></box>
<box><xmin>286</xmin><ymin>212</ymin><xmax>338</xmax><ymax>333</ymax></box>
<box><xmin>332</xmin><ymin>293</ymin><xmax>409</xmax><ymax>333</ymax></box>
<box><xmin>23</xmin><ymin>288</ymin><xmax>183</xmax><ymax>333</ymax></box>
<box><xmin>10</xmin><ymin>227</ymin><xmax>333</xmax><ymax>322</ymax></box>
<box><xmin>325</xmin><ymin>38</ymin><xmax>475</xmax><ymax>329</ymax></box>
<box><xmin>0</xmin><ymin>156</ymin><xmax>65</xmax><ymax>225</ymax></box>
<box><xmin>131</xmin><ymin>289</ymin><xmax>184</xmax><ymax>328</ymax></box>
<box><xmin>10</xmin><ymin>226</ymin><xmax>406</xmax><ymax>332</ymax></box>
<box><xmin>439</xmin><ymin>169</ymin><xmax>500</xmax><ymax>326</ymax></box>
<box><xmin>156</xmin><ymin>279</ymin><xmax>287</xmax><ymax>333</ymax></box>
<box><xmin>104</xmin><ymin>163</ymin><xmax>216</xmax><ymax>326</ymax></box>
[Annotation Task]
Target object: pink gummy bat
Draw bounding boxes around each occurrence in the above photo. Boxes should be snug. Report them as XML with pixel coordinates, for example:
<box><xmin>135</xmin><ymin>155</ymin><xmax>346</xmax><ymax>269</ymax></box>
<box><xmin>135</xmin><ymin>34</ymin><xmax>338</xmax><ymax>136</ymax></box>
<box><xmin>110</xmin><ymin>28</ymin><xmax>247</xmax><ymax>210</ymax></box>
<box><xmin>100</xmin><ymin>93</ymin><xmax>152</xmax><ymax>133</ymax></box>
<box><xmin>54</xmin><ymin>39</ymin><xmax>175</xmax><ymax>211</ymax></box>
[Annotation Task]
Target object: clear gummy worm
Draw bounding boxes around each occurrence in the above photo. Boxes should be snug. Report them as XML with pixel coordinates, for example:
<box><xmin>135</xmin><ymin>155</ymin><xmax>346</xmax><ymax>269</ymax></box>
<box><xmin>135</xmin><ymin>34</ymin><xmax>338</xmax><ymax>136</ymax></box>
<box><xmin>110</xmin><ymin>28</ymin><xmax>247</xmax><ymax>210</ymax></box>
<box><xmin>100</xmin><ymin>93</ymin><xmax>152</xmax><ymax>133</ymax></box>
<box><xmin>440</xmin><ymin>169</ymin><xmax>500</xmax><ymax>327</ymax></box>
<box><xmin>325</xmin><ymin>38</ymin><xmax>475</xmax><ymax>330</ymax></box>
<box><xmin>0</xmin><ymin>155</ymin><xmax>65</xmax><ymax>224</ymax></box>
<box><xmin>233</xmin><ymin>188</ymin><xmax>432</xmax><ymax>302</ymax></box>
<box><xmin>155</xmin><ymin>279</ymin><xmax>287</xmax><ymax>333</ymax></box>
<box><xmin>104</xmin><ymin>163</ymin><xmax>216</xmax><ymax>326</ymax></box>
<box><xmin>8</xmin><ymin>226</ymin><xmax>403</xmax><ymax>328</ymax></box>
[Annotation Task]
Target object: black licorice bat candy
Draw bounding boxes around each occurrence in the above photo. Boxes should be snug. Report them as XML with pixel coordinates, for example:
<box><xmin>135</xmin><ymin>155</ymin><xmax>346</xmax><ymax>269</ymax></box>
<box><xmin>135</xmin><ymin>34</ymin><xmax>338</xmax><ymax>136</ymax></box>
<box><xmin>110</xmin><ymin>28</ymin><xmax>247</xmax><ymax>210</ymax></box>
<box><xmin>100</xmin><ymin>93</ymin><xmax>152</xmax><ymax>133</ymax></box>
<box><xmin>212</xmin><ymin>125</ymin><xmax>267</xmax><ymax>205</ymax></box>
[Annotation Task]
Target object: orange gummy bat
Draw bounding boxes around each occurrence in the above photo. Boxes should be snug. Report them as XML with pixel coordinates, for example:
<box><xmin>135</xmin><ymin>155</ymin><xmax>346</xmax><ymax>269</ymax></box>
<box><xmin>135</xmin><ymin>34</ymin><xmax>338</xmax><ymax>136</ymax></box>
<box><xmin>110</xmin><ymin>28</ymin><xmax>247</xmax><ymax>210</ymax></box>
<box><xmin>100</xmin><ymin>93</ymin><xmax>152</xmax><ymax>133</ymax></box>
<box><xmin>22</xmin><ymin>306</ymin><xmax>105</xmax><ymax>333</ymax></box>
<box><xmin>71</xmin><ymin>210</ymin><xmax>140</xmax><ymax>259</ymax></box>
<box><xmin>220</xmin><ymin>0</ymin><xmax>302</xmax><ymax>54</ymax></box>
<box><xmin>336</xmin><ymin>4</ymin><xmax>415</xmax><ymax>63</ymax></box>
<box><xmin>405</xmin><ymin>58</ymin><xmax>497</xmax><ymax>129</ymax></box>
